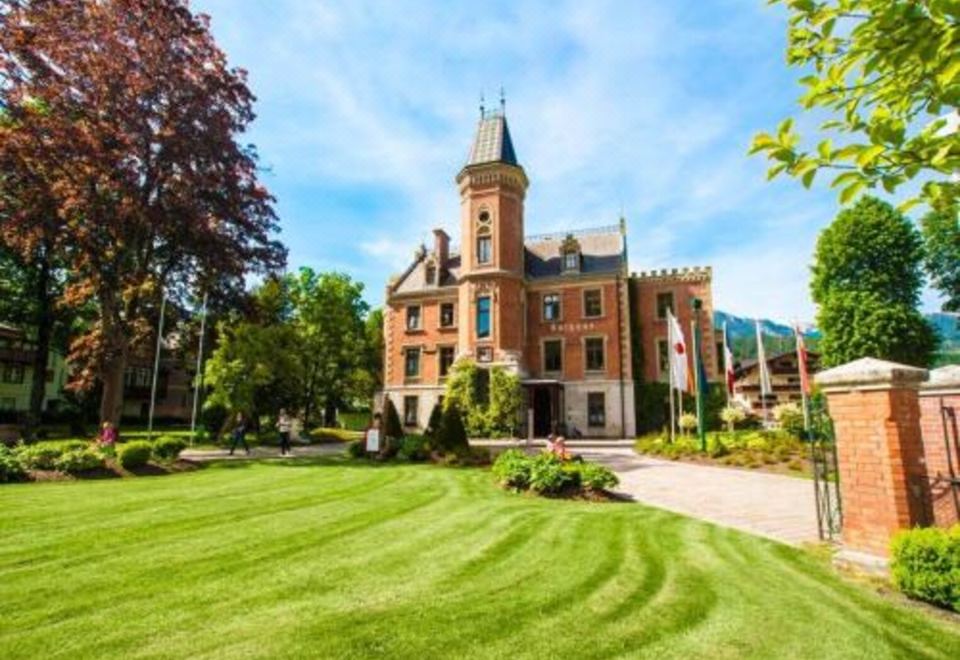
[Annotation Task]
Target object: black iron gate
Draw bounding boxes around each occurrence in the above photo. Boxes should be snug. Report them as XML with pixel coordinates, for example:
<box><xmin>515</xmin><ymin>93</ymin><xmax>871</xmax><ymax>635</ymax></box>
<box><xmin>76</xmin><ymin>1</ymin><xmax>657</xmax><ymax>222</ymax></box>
<box><xmin>934</xmin><ymin>399</ymin><xmax>960</xmax><ymax>522</ymax></box>
<box><xmin>808</xmin><ymin>401</ymin><xmax>843</xmax><ymax>541</ymax></box>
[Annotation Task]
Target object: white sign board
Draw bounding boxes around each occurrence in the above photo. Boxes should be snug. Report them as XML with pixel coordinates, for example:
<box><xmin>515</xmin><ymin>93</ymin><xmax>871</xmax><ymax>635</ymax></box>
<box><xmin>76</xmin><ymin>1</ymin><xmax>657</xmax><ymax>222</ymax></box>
<box><xmin>366</xmin><ymin>429</ymin><xmax>380</xmax><ymax>453</ymax></box>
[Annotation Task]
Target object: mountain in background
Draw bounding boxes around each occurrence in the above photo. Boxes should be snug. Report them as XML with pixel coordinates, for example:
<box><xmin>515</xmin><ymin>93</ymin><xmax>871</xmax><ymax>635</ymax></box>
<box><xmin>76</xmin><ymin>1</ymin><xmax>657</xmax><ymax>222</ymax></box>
<box><xmin>715</xmin><ymin>310</ymin><xmax>959</xmax><ymax>365</ymax></box>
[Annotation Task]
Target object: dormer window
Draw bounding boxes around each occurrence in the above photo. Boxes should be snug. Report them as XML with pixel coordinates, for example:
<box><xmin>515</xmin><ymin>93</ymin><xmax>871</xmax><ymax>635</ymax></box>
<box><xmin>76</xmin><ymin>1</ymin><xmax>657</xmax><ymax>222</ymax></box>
<box><xmin>425</xmin><ymin>262</ymin><xmax>437</xmax><ymax>285</ymax></box>
<box><xmin>560</xmin><ymin>234</ymin><xmax>581</xmax><ymax>273</ymax></box>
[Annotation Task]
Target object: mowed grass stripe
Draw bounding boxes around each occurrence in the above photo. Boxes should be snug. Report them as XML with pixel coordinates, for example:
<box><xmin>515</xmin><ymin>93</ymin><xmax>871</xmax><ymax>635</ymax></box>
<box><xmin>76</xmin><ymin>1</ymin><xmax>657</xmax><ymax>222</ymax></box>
<box><xmin>1</xmin><ymin>458</ymin><xmax>959</xmax><ymax>659</ymax></box>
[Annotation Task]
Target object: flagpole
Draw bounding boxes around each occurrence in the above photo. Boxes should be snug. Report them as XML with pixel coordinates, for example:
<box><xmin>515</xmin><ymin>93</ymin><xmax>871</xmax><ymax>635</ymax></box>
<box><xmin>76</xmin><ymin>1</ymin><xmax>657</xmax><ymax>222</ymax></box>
<box><xmin>147</xmin><ymin>294</ymin><xmax>167</xmax><ymax>441</ymax></box>
<box><xmin>668</xmin><ymin>327</ymin><xmax>676</xmax><ymax>445</ymax></box>
<box><xmin>723</xmin><ymin>321</ymin><xmax>731</xmax><ymax>406</ymax></box>
<box><xmin>795</xmin><ymin>324</ymin><xmax>812</xmax><ymax>434</ymax></box>
<box><xmin>190</xmin><ymin>292</ymin><xmax>209</xmax><ymax>446</ymax></box>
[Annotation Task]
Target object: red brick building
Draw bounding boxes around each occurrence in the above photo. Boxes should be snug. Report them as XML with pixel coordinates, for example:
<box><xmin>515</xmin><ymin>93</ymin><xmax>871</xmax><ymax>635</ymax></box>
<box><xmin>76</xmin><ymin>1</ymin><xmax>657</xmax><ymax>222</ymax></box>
<box><xmin>381</xmin><ymin>109</ymin><xmax>715</xmax><ymax>437</ymax></box>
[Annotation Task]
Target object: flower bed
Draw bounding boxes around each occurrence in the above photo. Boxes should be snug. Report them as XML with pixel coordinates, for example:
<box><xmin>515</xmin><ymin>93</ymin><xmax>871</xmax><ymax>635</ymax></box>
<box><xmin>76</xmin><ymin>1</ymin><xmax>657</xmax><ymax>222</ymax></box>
<box><xmin>491</xmin><ymin>449</ymin><xmax>619</xmax><ymax>499</ymax></box>
<box><xmin>635</xmin><ymin>430</ymin><xmax>810</xmax><ymax>476</ymax></box>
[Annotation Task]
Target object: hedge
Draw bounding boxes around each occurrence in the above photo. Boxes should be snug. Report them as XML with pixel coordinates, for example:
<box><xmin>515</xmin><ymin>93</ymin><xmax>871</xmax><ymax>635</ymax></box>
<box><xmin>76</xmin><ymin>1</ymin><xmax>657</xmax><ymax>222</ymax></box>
<box><xmin>891</xmin><ymin>526</ymin><xmax>960</xmax><ymax>612</ymax></box>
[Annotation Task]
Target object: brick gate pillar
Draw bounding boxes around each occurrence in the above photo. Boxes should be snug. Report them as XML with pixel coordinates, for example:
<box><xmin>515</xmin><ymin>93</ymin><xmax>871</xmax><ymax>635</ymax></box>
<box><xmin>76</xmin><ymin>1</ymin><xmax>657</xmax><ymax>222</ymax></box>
<box><xmin>918</xmin><ymin>366</ymin><xmax>960</xmax><ymax>528</ymax></box>
<box><xmin>815</xmin><ymin>358</ymin><xmax>929</xmax><ymax>559</ymax></box>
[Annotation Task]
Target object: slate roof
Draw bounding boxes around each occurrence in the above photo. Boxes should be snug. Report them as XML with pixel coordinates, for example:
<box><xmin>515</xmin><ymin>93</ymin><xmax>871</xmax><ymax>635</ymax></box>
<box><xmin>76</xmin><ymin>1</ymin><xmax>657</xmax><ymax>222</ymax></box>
<box><xmin>524</xmin><ymin>227</ymin><xmax>625</xmax><ymax>279</ymax></box>
<box><xmin>393</xmin><ymin>253</ymin><xmax>461</xmax><ymax>295</ymax></box>
<box><xmin>466</xmin><ymin>110</ymin><xmax>518</xmax><ymax>167</ymax></box>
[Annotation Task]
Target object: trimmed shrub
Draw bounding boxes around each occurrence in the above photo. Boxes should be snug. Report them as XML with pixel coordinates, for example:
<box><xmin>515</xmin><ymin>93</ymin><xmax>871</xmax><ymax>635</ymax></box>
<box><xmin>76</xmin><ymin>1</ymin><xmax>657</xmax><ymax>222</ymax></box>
<box><xmin>891</xmin><ymin>526</ymin><xmax>960</xmax><ymax>612</ymax></box>
<box><xmin>398</xmin><ymin>435</ymin><xmax>430</xmax><ymax>462</ymax></box>
<box><xmin>54</xmin><ymin>448</ymin><xmax>105</xmax><ymax>474</ymax></box>
<box><xmin>383</xmin><ymin>397</ymin><xmax>404</xmax><ymax>440</ymax></box>
<box><xmin>311</xmin><ymin>427</ymin><xmax>362</xmax><ymax>443</ymax></box>
<box><xmin>774</xmin><ymin>403</ymin><xmax>806</xmax><ymax>438</ymax></box>
<box><xmin>154</xmin><ymin>436</ymin><xmax>187</xmax><ymax>461</ymax></box>
<box><xmin>528</xmin><ymin>453</ymin><xmax>575</xmax><ymax>495</ymax></box>
<box><xmin>347</xmin><ymin>439</ymin><xmax>366</xmax><ymax>459</ymax></box>
<box><xmin>435</xmin><ymin>405</ymin><xmax>468</xmax><ymax>455</ymax></box>
<box><xmin>575</xmin><ymin>462</ymin><xmax>619</xmax><ymax>492</ymax></box>
<box><xmin>0</xmin><ymin>446</ymin><xmax>28</xmax><ymax>483</ymax></box>
<box><xmin>17</xmin><ymin>444</ymin><xmax>64</xmax><ymax>470</ymax></box>
<box><xmin>424</xmin><ymin>403</ymin><xmax>443</xmax><ymax>443</ymax></box>
<box><xmin>118</xmin><ymin>441</ymin><xmax>153</xmax><ymax>469</ymax></box>
<box><xmin>492</xmin><ymin>449</ymin><xmax>532</xmax><ymax>489</ymax></box>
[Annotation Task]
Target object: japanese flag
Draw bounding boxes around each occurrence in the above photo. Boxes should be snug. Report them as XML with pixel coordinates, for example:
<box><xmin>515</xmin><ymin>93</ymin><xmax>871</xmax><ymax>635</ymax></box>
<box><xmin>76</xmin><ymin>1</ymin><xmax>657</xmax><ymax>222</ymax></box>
<box><xmin>667</xmin><ymin>310</ymin><xmax>691</xmax><ymax>393</ymax></box>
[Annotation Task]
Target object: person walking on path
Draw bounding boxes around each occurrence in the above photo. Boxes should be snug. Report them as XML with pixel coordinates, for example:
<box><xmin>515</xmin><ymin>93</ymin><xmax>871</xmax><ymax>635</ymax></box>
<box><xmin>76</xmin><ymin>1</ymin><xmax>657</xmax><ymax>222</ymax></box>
<box><xmin>229</xmin><ymin>412</ymin><xmax>251</xmax><ymax>456</ymax></box>
<box><xmin>277</xmin><ymin>409</ymin><xmax>293</xmax><ymax>456</ymax></box>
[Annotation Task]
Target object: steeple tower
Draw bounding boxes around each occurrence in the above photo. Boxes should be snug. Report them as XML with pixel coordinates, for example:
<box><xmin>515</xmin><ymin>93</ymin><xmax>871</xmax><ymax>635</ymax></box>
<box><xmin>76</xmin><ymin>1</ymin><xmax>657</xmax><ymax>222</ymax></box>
<box><xmin>455</xmin><ymin>104</ymin><xmax>529</xmax><ymax>370</ymax></box>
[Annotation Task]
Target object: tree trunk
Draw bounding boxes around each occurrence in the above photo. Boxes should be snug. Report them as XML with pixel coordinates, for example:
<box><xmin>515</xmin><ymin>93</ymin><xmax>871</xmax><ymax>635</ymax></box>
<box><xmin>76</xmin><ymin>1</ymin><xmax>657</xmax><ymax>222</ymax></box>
<box><xmin>99</xmin><ymin>354</ymin><xmax>127</xmax><ymax>427</ymax></box>
<box><xmin>24</xmin><ymin>247</ymin><xmax>53</xmax><ymax>442</ymax></box>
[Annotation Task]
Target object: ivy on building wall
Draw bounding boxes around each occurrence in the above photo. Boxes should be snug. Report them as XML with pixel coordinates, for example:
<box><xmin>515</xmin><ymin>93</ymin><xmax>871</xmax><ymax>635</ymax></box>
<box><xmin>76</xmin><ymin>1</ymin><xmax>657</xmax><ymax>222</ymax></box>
<box><xmin>443</xmin><ymin>359</ymin><xmax>521</xmax><ymax>438</ymax></box>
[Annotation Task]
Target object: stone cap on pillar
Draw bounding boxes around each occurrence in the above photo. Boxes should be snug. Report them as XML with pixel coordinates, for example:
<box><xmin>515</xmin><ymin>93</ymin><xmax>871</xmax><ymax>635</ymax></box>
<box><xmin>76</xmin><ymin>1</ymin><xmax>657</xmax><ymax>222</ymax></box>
<box><xmin>815</xmin><ymin>357</ymin><xmax>929</xmax><ymax>393</ymax></box>
<box><xmin>921</xmin><ymin>364</ymin><xmax>960</xmax><ymax>394</ymax></box>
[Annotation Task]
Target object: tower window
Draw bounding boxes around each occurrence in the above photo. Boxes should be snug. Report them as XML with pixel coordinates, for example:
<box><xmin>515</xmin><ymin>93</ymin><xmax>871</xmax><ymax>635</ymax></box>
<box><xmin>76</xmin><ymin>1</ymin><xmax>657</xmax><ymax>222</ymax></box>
<box><xmin>477</xmin><ymin>236</ymin><xmax>492</xmax><ymax>264</ymax></box>
<box><xmin>476</xmin><ymin>296</ymin><xmax>492</xmax><ymax>339</ymax></box>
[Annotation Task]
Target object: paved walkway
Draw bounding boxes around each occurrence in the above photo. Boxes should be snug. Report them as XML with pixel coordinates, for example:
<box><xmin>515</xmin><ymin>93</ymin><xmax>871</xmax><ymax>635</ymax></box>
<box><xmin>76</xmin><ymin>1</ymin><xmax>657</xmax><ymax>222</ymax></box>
<box><xmin>577</xmin><ymin>447</ymin><xmax>820</xmax><ymax>546</ymax></box>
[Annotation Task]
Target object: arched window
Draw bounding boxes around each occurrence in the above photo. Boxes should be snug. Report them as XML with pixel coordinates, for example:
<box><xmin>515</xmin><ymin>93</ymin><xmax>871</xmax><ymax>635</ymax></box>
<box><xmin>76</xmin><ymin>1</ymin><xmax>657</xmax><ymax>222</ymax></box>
<box><xmin>476</xmin><ymin>209</ymin><xmax>493</xmax><ymax>265</ymax></box>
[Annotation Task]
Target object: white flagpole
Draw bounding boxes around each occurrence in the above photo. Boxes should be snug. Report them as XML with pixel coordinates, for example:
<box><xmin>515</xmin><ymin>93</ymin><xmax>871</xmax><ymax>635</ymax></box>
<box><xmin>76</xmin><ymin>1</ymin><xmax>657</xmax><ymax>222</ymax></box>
<box><xmin>755</xmin><ymin>319</ymin><xmax>768</xmax><ymax>428</ymax></box>
<box><xmin>147</xmin><ymin>294</ymin><xmax>167</xmax><ymax>440</ymax></box>
<box><xmin>723</xmin><ymin>321</ymin><xmax>731</xmax><ymax>406</ymax></box>
<box><xmin>795</xmin><ymin>323</ymin><xmax>811</xmax><ymax>434</ymax></box>
<box><xmin>668</xmin><ymin>325</ymin><xmax>676</xmax><ymax>444</ymax></box>
<box><xmin>190</xmin><ymin>292</ymin><xmax>209</xmax><ymax>446</ymax></box>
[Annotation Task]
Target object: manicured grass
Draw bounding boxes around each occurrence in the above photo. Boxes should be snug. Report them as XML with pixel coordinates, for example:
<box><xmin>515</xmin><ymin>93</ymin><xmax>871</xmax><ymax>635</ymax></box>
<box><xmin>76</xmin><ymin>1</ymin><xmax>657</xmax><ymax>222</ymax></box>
<box><xmin>1</xmin><ymin>458</ymin><xmax>958</xmax><ymax>658</ymax></box>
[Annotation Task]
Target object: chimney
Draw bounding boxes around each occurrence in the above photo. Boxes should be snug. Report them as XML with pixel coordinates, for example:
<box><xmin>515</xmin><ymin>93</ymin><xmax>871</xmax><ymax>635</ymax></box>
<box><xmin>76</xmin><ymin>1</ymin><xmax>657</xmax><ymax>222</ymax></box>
<box><xmin>433</xmin><ymin>228</ymin><xmax>450</xmax><ymax>264</ymax></box>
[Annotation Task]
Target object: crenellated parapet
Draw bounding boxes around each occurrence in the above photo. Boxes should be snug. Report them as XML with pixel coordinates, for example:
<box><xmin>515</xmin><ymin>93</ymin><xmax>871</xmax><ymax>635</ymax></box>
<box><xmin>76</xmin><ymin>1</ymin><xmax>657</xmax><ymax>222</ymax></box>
<box><xmin>631</xmin><ymin>266</ymin><xmax>712</xmax><ymax>283</ymax></box>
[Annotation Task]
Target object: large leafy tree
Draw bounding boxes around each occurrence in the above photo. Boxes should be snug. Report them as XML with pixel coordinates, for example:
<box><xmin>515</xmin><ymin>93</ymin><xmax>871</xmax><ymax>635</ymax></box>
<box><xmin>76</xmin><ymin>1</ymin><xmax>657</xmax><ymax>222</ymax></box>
<box><xmin>751</xmin><ymin>1</ymin><xmax>960</xmax><ymax>211</ymax></box>
<box><xmin>286</xmin><ymin>269</ymin><xmax>370</xmax><ymax>426</ymax></box>
<box><xmin>812</xmin><ymin>196</ymin><xmax>938</xmax><ymax>366</ymax></box>
<box><xmin>0</xmin><ymin>0</ymin><xmax>285</xmax><ymax>424</ymax></box>
<box><xmin>204</xmin><ymin>271</ymin><xmax>375</xmax><ymax>428</ymax></box>
<box><xmin>920</xmin><ymin>207</ymin><xmax>960</xmax><ymax>311</ymax></box>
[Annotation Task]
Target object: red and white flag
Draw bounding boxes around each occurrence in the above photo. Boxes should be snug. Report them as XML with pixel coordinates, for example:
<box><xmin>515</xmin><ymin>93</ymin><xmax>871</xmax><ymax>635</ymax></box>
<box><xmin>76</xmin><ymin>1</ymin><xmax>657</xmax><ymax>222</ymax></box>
<box><xmin>723</xmin><ymin>321</ymin><xmax>735</xmax><ymax>397</ymax></box>
<box><xmin>667</xmin><ymin>310</ymin><xmax>691</xmax><ymax>393</ymax></box>
<box><xmin>795</xmin><ymin>325</ymin><xmax>812</xmax><ymax>396</ymax></box>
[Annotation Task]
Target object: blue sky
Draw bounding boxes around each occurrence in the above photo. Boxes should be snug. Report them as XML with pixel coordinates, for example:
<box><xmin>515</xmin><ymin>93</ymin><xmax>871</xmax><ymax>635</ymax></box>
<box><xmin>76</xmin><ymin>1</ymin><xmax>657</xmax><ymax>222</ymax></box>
<box><xmin>193</xmin><ymin>0</ymin><xmax>939</xmax><ymax>322</ymax></box>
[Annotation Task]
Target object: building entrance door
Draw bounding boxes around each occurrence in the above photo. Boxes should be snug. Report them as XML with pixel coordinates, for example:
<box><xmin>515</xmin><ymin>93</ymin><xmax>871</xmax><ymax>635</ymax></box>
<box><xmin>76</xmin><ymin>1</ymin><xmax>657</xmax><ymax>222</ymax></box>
<box><xmin>533</xmin><ymin>387</ymin><xmax>552</xmax><ymax>437</ymax></box>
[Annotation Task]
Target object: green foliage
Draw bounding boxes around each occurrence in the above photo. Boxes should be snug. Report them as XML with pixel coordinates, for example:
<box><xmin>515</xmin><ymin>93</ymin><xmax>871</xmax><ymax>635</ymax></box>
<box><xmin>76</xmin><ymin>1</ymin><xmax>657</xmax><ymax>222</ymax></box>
<box><xmin>812</xmin><ymin>198</ymin><xmax>938</xmax><ymax>367</ymax></box>
<box><xmin>751</xmin><ymin>1</ymin><xmax>960</xmax><ymax>211</ymax></box>
<box><xmin>720</xmin><ymin>405</ymin><xmax>746</xmax><ymax>431</ymax></box>
<box><xmin>891</xmin><ymin>526</ymin><xmax>960</xmax><ymax>613</ymax></box>
<box><xmin>920</xmin><ymin>208</ymin><xmax>960</xmax><ymax>312</ymax></box>
<box><xmin>0</xmin><ymin>445</ymin><xmax>27</xmax><ymax>482</ymax></box>
<box><xmin>491</xmin><ymin>449</ymin><xmax>533</xmax><ymax>490</ymax></box>
<box><xmin>310</xmin><ymin>427</ymin><xmax>362</xmax><ymax>443</ymax></box>
<box><xmin>443</xmin><ymin>360</ymin><xmax>521</xmax><ymax>437</ymax></box>
<box><xmin>434</xmin><ymin>405</ymin><xmax>468</xmax><ymax>455</ymax></box>
<box><xmin>424</xmin><ymin>403</ymin><xmax>443</xmax><ymax>442</ymax></box>
<box><xmin>200</xmin><ymin>404</ymin><xmax>229</xmax><ymax>438</ymax></box>
<box><xmin>397</xmin><ymin>435</ymin><xmax>430</xmax><ymax>462</ymax></box>
<box><xmin>346</xmin><ymin>440</ymin><xmax>366</xmax><ymax>459</ymax></box>
<box><xmin>204</xmin><ymin>270</ymin><xmax>377</xmax><ymax>427</ymax></box>
<box><xmin>773</xmin><ymin>403</ymin><xmax>806</xmax><ymax>439</ymax></box>
<box><xmin>576</xmin><ymin>462</ymin><xmax>619</xmax><ymax>492</ymax></box>
<box><xmin>678</xmin><ymin>413</ymin><xmax>697</xmax><ymax>434</ymax></box>
<box><xmin>382</xmin><ymin>397</ymin><xmax>404</xmax><ymax>440</ymax></box>
<box><xmin>528</xmin><ymin>452</ymin><xmax>577</xmax><ymax>495</ymax></box>
<box><xmin>153</xmin><ymin>436</ymin><xmax>187</xmax><ymax>461</ymax></box>
<box><xmin>634</xmin><ymin>382</ymin><xmax>670</xmax><ymax>434</ymax></box>
<box><xmin>16</xmin><ymin>443</ymin><xmax>65</xmax><ymax>470</ymax></box>
<box><xmin>54</xmin><ymin>448</ymin><xmax>105</xmax><ymax>474</ymax></box>
<box><xmin>118</xmin><ymin>441</ymin><xmax>152</xmax><ymax>470</ymax></box>
<box><xmin>635</xmin><ymin>430</ymin><xmax>809</xmax><ymax>474</ymax></box>
<box><xmin>492</xmin><ymin>450</ymin><xmax>618</xmax><ymax>496</ymax></box>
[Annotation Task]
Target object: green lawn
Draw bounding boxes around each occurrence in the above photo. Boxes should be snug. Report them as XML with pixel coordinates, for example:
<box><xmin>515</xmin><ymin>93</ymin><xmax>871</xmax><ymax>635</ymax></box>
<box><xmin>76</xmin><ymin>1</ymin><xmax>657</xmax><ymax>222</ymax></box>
<box><xmin>1</xmin><ymin>459</ymin><xmax>958</xmax><ymax>659</ymax></box>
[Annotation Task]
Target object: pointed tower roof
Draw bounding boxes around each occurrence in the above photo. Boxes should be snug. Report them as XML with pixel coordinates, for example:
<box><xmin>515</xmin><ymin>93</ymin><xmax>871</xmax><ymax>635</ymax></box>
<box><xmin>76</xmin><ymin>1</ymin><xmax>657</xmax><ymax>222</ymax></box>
<box><xmin>466</xmin><ymin>109</ymin><xmax>518</xmax><ymax>167</ymax></box>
